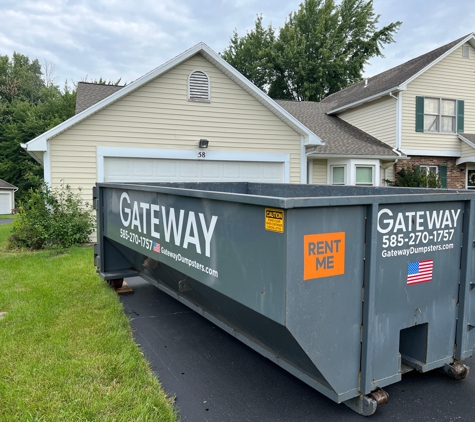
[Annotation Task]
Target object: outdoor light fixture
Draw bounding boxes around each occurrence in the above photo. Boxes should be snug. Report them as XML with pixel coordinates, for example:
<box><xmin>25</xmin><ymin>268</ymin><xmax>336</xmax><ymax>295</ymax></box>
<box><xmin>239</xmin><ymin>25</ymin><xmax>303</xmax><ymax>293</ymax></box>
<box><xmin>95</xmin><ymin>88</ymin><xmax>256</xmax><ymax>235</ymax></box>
<box><xmin>199</xmin><ymin>139</ymin><xmax>209</xmax><ymax>148</ymax></box>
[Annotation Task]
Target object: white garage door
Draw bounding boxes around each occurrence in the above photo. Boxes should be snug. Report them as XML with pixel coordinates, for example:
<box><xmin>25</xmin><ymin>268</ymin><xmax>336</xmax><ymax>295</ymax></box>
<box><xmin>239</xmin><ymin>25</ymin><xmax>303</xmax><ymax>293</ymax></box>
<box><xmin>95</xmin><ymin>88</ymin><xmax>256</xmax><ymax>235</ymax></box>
<box><xmin>0</xmin><ymin>192</ymin><xmax>12</xmax><ymax>214</ymax></box>
<box><xmin>104</xmin><ymin>157</ymin><xmax>285</xmax><ymax>183</ymax></box>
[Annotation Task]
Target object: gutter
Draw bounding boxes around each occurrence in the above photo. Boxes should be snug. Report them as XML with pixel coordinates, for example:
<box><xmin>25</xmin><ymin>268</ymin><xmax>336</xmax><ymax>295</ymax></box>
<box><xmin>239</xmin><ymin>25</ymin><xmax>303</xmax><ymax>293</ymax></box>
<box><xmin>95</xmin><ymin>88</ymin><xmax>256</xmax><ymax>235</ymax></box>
<box><xmin>327</xmin><ymin>86</ymin><xmax>406</xmax><ymax>115</ymax></box>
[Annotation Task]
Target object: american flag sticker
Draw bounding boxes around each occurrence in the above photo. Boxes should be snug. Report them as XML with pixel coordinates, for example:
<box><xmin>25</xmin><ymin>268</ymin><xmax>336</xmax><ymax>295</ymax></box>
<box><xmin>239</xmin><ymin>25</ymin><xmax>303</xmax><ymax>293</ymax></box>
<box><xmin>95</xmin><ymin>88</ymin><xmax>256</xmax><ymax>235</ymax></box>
<box><xmin>407</xmin><ymin>259</ymin><xmax>433</xmax><ymax>285</ymax></box>
<box><xmin>153</xmin><ymin>242</ymin><xmax>161</xmax><ymax>253</ymax></box>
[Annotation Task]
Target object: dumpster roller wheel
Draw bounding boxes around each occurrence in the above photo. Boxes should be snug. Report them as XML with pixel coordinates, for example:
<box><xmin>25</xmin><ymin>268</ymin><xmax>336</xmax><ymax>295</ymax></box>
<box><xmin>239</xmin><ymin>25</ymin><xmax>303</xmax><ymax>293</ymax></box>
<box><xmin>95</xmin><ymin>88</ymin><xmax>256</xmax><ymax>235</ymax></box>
<box><xmin>107</xmin><ymin>278</ymin><xmax>124</xmax><ymax>289</ymax></box>
<box><xmin>343</xmin><ymin>389</ymin><xmax>388</xmax><ymax>416</ymax></box>
<box><xmin>440</xmin><ymin>363</ymin><xmax>470</xmax><ymax>380</ymax></box>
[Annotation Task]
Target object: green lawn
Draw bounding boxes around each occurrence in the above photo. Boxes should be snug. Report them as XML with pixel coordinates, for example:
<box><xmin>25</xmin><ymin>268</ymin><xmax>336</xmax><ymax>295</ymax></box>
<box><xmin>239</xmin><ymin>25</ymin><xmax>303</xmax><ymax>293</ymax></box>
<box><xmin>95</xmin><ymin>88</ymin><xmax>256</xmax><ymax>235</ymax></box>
<box><xmin>0</xmin><ymin>223</ymin><xmax>178</xmax><ymax>421</ymax></box>
<box><xmin>0</xmin><ymin>214</ymin><xmax>17</xmax><ymax>219</ymax></box>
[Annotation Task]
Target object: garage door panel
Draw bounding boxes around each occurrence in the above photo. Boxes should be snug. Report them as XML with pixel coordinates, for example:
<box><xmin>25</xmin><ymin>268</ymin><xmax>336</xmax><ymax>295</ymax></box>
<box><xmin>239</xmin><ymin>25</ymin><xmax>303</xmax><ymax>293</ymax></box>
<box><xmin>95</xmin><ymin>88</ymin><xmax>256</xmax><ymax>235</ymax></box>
<box><xmin>104</xmin><ymin>157</ymin><xmax>284</xmax><ymax>183</ymax></box>
<box><xmin>0</xmin><ymin>192</ymin><xmax>12</xmax><ymax>214</ymax></box>
<box><xmin>137</xmin><ymin>160</ymin><xmax>154</xmax><ymax>177</ymax></box>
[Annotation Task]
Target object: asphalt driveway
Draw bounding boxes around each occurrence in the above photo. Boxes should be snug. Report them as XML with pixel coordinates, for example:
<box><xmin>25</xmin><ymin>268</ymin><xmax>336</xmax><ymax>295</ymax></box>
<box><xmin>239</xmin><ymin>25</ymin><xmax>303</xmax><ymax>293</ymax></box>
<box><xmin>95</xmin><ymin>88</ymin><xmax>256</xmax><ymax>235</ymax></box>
<box><xmin>0</xmin><ymin>219</ymin><xmax>14</xmax><ymax>224</ymax></box>
<box><xmin>120</xmin><ymin>276</ymin><xmax>475</xmax><ymax>422</ymax></box>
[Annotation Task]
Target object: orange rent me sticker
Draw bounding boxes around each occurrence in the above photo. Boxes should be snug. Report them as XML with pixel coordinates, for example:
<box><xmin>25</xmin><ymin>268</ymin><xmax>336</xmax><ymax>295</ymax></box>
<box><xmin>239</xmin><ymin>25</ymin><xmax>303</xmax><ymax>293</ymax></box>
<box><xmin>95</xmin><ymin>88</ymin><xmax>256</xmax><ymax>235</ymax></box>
<box><xmin>303</xmin><ymin>232</ymin><xmax>345</xmax><ymax>280</ymax></box>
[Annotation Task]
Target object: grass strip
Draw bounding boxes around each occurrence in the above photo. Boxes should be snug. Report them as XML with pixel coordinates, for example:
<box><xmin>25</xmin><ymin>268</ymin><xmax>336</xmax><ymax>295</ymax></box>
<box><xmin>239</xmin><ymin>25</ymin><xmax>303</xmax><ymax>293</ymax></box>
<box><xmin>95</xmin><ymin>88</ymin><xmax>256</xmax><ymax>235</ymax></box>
<box><xmin>0</xmin><ymin>223</ymin><xmax>178</xmax><ymax>421</ymax></box>
<box><xmin>0</xmin><ymin>214</ymin><xmax>17</xmax><ymax>219</ymax></box>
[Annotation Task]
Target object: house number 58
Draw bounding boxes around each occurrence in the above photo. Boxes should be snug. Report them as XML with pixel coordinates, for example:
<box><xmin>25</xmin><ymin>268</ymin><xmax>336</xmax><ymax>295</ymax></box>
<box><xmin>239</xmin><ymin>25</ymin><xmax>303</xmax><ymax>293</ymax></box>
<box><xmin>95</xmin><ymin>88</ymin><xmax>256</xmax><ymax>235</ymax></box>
<box><xmin>197</xmin><ymin>151</ymin><xmax>206</xmax><ymax>158</ymax></box>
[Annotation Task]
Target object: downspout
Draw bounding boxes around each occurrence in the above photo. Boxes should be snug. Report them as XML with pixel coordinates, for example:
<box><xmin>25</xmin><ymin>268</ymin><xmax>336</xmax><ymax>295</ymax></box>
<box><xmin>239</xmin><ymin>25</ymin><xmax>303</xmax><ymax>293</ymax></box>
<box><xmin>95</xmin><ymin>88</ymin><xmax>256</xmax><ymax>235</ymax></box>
<box><xmin>389</xmin><ymin>91</ymin><xmax>402</xmax><ymax>150</ymax></box>
<box><xmin>301</xmin><ymin>136</ymin><xmax>308</xmax><ymax>184</ymax></box>
<box><xmin>386</xmin><ymin>91</ymin><xmax>403</xmax><ymax>186</ymax></box>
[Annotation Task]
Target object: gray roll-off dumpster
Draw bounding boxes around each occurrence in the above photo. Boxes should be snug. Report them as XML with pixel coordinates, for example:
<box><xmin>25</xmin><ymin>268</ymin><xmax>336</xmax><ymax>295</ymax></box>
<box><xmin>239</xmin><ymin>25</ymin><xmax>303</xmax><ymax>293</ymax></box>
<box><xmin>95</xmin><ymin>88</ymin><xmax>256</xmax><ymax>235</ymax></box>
<box><xmin>93</xmin><ymin>182</ymin><xmax>475</xmax><ymax>416</ymax></box>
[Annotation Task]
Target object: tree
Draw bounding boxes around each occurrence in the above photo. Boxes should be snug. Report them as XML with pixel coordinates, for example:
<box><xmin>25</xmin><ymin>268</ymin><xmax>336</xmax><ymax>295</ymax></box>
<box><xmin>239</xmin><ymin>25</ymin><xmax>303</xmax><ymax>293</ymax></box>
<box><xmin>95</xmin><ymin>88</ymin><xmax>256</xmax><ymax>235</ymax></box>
<box><xmin>222</xmin><ymin>0</ymin><xmax>401</xmax><ymax>101</ymax></box>
<box><xmin>0</xmin><ymin>53</ymin><xmax>77</xmax><ymax>200</ymax></box>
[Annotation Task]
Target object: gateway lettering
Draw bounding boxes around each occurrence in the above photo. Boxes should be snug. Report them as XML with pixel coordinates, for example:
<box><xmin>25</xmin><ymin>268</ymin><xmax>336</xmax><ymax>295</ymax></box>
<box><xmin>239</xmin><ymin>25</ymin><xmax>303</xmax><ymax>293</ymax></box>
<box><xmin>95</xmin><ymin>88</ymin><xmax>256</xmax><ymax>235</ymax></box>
<box><xmin>119</xmin><ymin>192</ymin><xmax>218</xmax><ymax>257</ymax></box>
<box><xmin>377</xmin><ymin>208</ymin><xmax>461</xmax><ymax>234</ymax></box>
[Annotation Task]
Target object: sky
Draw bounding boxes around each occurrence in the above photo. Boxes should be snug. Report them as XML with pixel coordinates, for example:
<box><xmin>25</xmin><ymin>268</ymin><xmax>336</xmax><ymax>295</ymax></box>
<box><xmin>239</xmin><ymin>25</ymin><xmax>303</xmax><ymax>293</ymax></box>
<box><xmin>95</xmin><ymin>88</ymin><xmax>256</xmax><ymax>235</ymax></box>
<box><xmin>0</xmin><ymin>0</ymin><xmax>474</xmax><ymax>88</ymax></box>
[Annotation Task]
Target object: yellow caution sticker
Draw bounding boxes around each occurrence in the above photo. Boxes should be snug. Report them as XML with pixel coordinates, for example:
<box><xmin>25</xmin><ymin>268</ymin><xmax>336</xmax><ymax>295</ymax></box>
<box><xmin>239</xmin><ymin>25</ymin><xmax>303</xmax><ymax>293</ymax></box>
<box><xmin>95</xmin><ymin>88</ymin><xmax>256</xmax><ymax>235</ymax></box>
<box><xmin>265</xmin><ymin>208</ymin><xmax>284</xmax><ymax>233</ymax></box>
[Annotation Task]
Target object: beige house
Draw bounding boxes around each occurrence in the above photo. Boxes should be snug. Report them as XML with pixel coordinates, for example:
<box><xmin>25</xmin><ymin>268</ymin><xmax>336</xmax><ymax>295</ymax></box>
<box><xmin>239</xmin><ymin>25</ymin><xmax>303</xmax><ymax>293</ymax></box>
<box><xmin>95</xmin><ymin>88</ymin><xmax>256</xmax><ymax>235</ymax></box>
<box><xmin>23</xmin><ymin>43</ymin><xmax>323</xmax><ymax>203</ymax></box>
<box><xmin>299</xmin><ymin>32</ymin><xmax>475</xmax><ymax>189</ymax></box>
<box><xmin>23</xmin><ymin>43</ymin><xmax>401</xmax><ymax>201</ymax></box>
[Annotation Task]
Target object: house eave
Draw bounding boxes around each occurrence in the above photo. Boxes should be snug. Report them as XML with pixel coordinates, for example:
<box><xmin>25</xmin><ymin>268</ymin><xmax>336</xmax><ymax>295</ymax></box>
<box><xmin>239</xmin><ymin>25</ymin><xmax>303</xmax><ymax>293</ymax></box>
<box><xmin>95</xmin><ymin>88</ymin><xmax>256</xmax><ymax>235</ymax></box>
<box><xmin>306</xmin><ymin>152</ymin><xmax>407</xmax><ymax>160</ymax></box>
<box><xmin>25</xmin><ymin>42</ymin><xmax>323</xmax><ymax>150</ymax></box>
<box><xmin>326</xmin><ymin>87</ymin><xmax>404</xmax><ymax>115</ymax></box>
<box><xmin>327</xmin><ymin>33</ymin><xmax>475</xmax><ymax>115</ymax></box>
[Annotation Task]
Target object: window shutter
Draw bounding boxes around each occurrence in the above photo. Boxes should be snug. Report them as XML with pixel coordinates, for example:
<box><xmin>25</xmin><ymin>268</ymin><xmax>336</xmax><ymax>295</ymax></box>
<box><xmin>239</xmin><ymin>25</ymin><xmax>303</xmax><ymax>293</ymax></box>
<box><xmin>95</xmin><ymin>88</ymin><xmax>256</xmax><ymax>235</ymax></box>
<box><xmin>415</xmin><ymin>96</ymin><xmax>424</xmax><ymax>132</ymax></box>
<box><xmin>457</xmin><ymin>100</ymin><xmax>464</xmax><ymax>133</ymax></box>
<box><xmin>439</xmin><ymin>166</ymin><xmax>447</xmax><ymax>188</ymax></box>
<box><xmin>189</xmin><ymin>71</ymin><xmax>210</xmax><ymax>102</ymax></box>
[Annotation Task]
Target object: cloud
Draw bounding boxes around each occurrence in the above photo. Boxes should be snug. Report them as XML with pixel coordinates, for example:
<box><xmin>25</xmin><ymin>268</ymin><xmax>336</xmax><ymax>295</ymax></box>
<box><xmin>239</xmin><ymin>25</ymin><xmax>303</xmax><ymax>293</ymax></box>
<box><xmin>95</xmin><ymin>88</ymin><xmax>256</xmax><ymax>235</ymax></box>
<box><xmin>0</xmin><ymin>0</ymin><xmax>473</xmax><ymax>86</ymax></box>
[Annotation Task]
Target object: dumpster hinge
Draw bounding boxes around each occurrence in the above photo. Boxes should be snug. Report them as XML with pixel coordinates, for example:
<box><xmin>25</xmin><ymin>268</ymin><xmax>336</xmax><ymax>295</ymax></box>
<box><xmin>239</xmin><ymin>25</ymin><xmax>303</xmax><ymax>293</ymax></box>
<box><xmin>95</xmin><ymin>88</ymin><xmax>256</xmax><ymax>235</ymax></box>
<box><xmin>470</xmin><ymin>282</ymin><xmax>475</xmax><ymax>291</ymax></box>
<box><xmin>468</xmin><ymin>323</ymin><xmax>475</xmax><ymax>331</ymax></box>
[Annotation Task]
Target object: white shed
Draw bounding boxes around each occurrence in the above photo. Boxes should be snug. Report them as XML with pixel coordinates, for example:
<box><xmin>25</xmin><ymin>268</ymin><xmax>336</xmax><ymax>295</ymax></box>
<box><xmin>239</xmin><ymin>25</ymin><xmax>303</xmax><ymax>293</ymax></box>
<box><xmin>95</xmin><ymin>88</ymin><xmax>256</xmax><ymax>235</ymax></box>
<box><xmin>0</xmin><ymin>179</ymin><xmax>18</xmax><ymax>214</ymax></box>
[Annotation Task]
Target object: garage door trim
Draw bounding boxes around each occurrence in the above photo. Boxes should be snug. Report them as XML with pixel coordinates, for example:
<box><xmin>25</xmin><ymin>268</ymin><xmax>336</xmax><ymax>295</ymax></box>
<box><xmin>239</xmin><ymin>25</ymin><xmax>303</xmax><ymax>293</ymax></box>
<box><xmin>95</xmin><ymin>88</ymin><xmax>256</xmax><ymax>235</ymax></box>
<box><xmin>97</xmin><ymin>146</ymin><xmax>290</xmax><ymax>183</ymax></box>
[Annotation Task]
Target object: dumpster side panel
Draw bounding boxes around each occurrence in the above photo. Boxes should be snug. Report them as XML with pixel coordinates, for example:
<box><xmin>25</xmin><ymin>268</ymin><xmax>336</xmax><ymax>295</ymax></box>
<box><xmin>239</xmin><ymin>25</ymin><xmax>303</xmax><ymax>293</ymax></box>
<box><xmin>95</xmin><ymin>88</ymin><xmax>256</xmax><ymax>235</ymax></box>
<box><xmin>370</xmin><ymin>201</ymin><xmax>465</xmax><ymax>388</ymax></box>
<box><xmin>103</xmin><ymin>187</ymin><xmax>289</xmax><ymax>322</ymax></box>
<box><xmin>105</xmin><ymin>238</ymin><xmax>332</xmax><ymax>388</ymax></box>
<box><xmin>286</xmin><ymin>206</ymin><xmax>366</xmax><ymax>400</ymax></box>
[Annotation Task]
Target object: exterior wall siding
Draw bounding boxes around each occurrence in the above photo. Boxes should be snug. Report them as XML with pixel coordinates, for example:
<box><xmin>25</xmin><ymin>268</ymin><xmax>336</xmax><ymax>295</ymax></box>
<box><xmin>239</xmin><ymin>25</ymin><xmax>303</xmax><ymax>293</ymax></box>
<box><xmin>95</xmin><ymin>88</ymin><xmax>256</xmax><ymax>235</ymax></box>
<box><xmin>401</xmin><ymin>43</ymin><xmax>475</xmax><ymax>153</ymax></box>
<box><xmin>381</xmin><ymin>161</ymin><xmax>396</xmax><ymax>186</ymax></box>
<box><xmin>461</xmin><ymin>141</ymin><xmax>475</xmax><ymax>158</ymax></box>
<box><xmin>49</xmin><ymin>54</ymin><xmax>302</xmax><ymax>201</ymax></box>
<box><xmin>338</xmin><ymin>96</ymin><xmax>397</xmax><ymax>147</ymax></box>
<box><xmin>311</xmin><ymin>159</ymin><xmax>327</xmax><ymax>184</ymax></box>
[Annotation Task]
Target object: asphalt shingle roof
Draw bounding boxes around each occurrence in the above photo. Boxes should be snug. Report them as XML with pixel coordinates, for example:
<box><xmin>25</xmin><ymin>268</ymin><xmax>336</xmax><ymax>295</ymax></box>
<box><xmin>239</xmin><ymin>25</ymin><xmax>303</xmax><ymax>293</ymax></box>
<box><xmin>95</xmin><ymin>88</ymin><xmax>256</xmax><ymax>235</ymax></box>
<box><xmin>0</xmin><ymin>179</ymin><xmax>17</xmax><ymax>189</ymax></box>
<box><xmin>321</xmin><ymin>34</ymin><xmax>472</xmax><ymax>112</ymax></box>
<box><xmin>460</xmin><ymin>134</ymin><xmax>475</xmax><ymax>144</ymax></box>
<box><xmin>75</xmin><ymin>82</ymin><xmax>124</xmax><ymax>114</ymax></box>
<box><xmin>276</xmin><ymin>100</ymin><xmax>400</xmax><ymax>157</ymax></box>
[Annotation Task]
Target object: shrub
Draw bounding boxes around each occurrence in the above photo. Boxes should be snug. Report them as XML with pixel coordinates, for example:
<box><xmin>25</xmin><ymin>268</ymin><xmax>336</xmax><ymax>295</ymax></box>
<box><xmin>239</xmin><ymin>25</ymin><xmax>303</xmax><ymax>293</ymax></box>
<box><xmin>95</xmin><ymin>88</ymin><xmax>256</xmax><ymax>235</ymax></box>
<box><xmin>8</xmin><ymin>183</ymin><xmax>95</xmax><ymax>250</ymax></box>
<box><xmin>386</xmin><ymin>162</ymin><xmax>441</xmax><ymax>188</ymax></box>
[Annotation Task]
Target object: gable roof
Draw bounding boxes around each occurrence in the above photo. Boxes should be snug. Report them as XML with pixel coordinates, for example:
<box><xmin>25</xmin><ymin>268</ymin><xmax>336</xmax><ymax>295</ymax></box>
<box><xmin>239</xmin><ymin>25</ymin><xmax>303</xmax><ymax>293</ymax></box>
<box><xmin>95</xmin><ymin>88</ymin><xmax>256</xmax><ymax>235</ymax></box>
<box><xmin>23</xmin><ymin>43</ymin><xmax>322</xmax><ymax>153</ymax></box>
<box><xmin>276</xmin><ymin>100</ymin><xmax>402</xmax><ymax>158</ymax></box>
<box><xmin>75</xmin><ymin>82</ymin><xmax>124</xmax><ymax>114</ymax></box>
<box><xmin>0</xmin><ymin>179</ymin><xmax>17</xmax><ymax>190</ymax></box>
<box><xmin>322</xmin><ymin>33</ymin><xmax>475</xmax><ymax>114</ymax></box>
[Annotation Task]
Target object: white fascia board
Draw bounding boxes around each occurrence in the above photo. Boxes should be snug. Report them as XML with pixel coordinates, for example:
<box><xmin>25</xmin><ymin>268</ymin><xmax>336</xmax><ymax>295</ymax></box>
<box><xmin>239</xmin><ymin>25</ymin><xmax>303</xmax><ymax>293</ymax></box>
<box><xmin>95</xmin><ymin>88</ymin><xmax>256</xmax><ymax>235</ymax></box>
<box><xmin>400</xmin><ymin>149</ymin><xmax>461</xmax><ymax>157</ymax></box>
<box><xmin>23</xmin><ymin>137</ymin><xmax>47</xmax><ymax>152</ymax></box>
<box><xmin>456</xmin><ymin>156</ymin><xmax>475</xmax><ymax>165</ymax></box>
<box><xmin>26</xmin><ymin>42</ymin><xmax>323</xmax><ymax>151</ymax></box>
<box><xmin>307</xmin><ymin>153</ymin><xmax>407</xmax><ymax>160</ymax></box>
<box><xmin>20</xmin><ymin>143</ymin><xmax>44</xmax><ymax>165</ymax></box>
<box><xmin>458</xmin><ymin>134</ymin><xmax>475</xmax><ymax>150</ymax></box>
<box><xmin>327</xmin><ymin>87</ymin><xmax>404</xmax><ymax>115</ymax></box>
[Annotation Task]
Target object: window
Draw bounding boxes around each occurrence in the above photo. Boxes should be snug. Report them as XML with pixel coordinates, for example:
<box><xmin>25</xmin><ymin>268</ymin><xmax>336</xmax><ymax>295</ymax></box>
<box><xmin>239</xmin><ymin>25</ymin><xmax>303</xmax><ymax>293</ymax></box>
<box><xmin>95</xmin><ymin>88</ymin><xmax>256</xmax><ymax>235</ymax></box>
<box><xmin>467</xmin><ymin>169</ymin><xmax>475</xmax><ymax>189</ymax></box>
<box><xmin>355</xmin><ymin>166</ymin><xmax>373</xmax><ymax>186</ymax></box>
<box><xmin>416</xmin><ymin>97</ymin><xmax>464</xmax><ymax>133</ymax></box>
<box><xmin>331</xmin><ymin>166</ymin><xmax>345</xmax><ymax>185</ymax></box>
<box><xmin>188</xmin><ymin>70</ymin><xmax>210</xmax><ymax>102</ymax></box>
<box><xmin>418</xmin><ymin>165</ymin><xmax>447</xmax><ymax>188</ymax></box>
<box><xmin>424</xmin><ymin>98</ymin><xmax>455</xmax><ymax>132</ymax></box>
<box><xmin>420</xmin><ymin>165</ymin><xmax>438</xmax><ymax>177</ymax></box>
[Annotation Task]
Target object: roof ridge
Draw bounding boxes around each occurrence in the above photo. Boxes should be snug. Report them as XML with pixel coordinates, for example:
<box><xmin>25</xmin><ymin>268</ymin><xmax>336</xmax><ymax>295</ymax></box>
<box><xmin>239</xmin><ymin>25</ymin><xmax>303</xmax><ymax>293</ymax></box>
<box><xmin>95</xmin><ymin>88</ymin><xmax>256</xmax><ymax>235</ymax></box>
<box><xmin>322</xmin><ymin>33</ymin><xmax>474</xmax><ymax>109</ymax></box>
